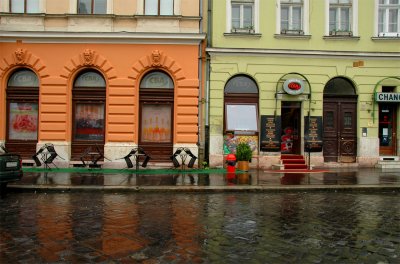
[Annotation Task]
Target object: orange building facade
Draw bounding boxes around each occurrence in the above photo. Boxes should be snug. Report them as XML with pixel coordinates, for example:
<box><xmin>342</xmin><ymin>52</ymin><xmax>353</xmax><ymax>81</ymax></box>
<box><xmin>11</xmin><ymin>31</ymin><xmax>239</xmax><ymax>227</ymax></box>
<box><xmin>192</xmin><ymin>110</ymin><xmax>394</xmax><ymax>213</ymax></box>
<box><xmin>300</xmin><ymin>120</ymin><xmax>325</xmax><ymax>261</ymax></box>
<box><xmin>0</xmin><ymin>37</ymin><xmax>204</xmax><ymax>167</ymax></box>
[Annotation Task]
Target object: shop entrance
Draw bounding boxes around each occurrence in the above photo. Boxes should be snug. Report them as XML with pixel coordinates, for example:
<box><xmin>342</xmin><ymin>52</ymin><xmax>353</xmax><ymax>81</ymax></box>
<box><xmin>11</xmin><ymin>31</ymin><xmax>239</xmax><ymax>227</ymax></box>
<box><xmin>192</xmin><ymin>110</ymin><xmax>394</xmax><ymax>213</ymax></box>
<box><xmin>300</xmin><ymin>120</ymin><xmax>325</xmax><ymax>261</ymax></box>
<box><xmin>139</xmin><ymin>71</ymin><xmax>174</xmax><ymax>162</ymax></box>
<box><xmin>281</xmin><ymin>102</ymin><xmax>301</xmax><ymax>154</ymax></box>
<box><xmin>379</xmin><ymin>103</ymin><xmax>397</xmax><ymax>156</ymax></box>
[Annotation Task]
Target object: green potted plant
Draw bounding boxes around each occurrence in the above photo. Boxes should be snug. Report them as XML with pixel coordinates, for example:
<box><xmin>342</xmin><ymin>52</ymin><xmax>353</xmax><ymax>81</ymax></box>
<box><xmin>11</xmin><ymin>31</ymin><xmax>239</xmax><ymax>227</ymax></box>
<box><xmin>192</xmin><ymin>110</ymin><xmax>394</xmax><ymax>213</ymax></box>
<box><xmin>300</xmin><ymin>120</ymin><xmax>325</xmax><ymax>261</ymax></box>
<box><xmin>236</xmin><ymin>142</ymin><xmax>252</xmax><ymax>171</ymax></box>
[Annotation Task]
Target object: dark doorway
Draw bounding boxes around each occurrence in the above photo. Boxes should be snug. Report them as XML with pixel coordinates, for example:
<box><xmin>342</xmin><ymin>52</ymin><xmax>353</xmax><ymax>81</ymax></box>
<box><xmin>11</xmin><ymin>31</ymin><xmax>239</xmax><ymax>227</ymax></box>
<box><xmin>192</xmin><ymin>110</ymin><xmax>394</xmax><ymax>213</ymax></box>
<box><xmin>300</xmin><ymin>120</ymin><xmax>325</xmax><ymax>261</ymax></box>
<box><xmin>281</xmin><ymin>102</ymin><xmax>301</xmax><ymax>154</ymax></box>
<box><xmin>323</xmin><ymin>77</ymin><xmax>357</xmax><ymax>162</ymax></box>
<box><xmin>379</xmin><ymin>103</ymin><xmax>397</xmax><ymax>156</ymax></box>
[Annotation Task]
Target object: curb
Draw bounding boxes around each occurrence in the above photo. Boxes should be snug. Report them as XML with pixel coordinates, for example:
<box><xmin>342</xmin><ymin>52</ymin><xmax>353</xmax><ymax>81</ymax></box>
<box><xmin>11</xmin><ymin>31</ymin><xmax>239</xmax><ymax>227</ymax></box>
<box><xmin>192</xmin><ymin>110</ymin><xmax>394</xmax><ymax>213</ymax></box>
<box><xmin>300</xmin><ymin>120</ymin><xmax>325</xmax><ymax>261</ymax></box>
<box><xmin>7</xmin><ymin>184</ymin><xmax>400</xmax><ymax>193</ymax></box>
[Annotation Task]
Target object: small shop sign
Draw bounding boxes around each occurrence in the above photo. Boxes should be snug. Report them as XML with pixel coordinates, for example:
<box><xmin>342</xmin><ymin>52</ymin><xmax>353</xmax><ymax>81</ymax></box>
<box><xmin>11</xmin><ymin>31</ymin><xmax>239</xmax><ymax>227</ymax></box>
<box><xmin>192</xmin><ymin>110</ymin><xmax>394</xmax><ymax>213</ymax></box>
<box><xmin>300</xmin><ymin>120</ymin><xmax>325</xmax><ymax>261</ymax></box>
<box><xmin>283</xmin><ymin>79</ymin><xmax>305</xmax><ymax>95</ymax></box>
<box><xmin>376</xmin><ymin>93</ymin><xmax>400</xmax><ymax>102</ymax></box>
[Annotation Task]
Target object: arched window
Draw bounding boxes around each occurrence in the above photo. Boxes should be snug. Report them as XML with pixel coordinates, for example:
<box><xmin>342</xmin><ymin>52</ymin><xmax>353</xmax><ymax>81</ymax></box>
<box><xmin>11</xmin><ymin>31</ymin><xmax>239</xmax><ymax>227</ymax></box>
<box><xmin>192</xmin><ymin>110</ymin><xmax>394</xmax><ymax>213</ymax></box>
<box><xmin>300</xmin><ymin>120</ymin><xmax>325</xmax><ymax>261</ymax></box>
<box><xmin>140</xmin><ymin>71</ymin><xmax>174</xmax><ymax>89</ymax></box>
<box><xmin>6</xmin><ymin>69</ymin><xmax>39</xmax><ymax>158</ymax></box>
<box><xmin>224</xmin><ymin>75</ymin><xmax>259</xmax><ymax>132</ymax></box>
<box><xmin>71</xmin><ymin>70</ymin><xmax>106</xmax><ymax>160</ymax></box>
<box><xmin>324</xmin><ymin>77</ymin><xmax>356</xmax><ymax>96</ymax></box>
<box><xmin>139</xmin><ymin>71</ymin><xmax>174</xmax><ymax>161</ymax></box>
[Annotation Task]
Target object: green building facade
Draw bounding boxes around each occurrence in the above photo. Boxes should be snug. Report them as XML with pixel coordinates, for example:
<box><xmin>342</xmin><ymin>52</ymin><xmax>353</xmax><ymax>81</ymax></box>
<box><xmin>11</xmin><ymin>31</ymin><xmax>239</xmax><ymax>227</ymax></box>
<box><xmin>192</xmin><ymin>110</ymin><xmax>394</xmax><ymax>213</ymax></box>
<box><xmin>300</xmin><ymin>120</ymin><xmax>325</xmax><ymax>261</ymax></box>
<box><xmin>207</xmin><ymin>0</ymin><xmax>400</xmax><ymax>169</ymax></box>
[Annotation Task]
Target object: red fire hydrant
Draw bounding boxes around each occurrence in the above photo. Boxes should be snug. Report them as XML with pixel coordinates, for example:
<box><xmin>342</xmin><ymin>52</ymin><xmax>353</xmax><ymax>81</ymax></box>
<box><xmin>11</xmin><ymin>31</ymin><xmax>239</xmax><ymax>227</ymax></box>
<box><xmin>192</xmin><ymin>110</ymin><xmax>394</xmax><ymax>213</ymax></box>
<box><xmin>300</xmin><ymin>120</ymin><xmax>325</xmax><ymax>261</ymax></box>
<box><xmin>226</xmin><ymin>154</ymin><xmax>236</xmax><ymax>173</ymax></box>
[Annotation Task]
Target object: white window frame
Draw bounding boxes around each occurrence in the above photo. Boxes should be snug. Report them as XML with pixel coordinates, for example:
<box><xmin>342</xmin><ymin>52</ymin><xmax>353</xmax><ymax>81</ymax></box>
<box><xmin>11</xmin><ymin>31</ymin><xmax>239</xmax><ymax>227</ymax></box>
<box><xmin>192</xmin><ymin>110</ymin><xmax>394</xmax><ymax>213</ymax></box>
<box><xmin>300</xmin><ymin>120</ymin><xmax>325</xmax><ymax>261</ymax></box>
<box><xmin>70</xmin><ymin>0</ymin><xmax>112</xmax><ymax>14</ymax></box>
<box><xmin>325</xmin><ymin>0</ymin><xmax>358</xmax><ymax>36</ymax></box>
<box><xmin>375</xmin><ymin>0</ymin><xmax>400</xmax><ymax>37</ymax></box>
<box><xmin>276</xmin><ymin>0</ymin><xmax>309</xmax><ymax>35</ymax></box>
<box><xmin>226</xmin><ymin>0</ymin><xmax>259</xmax><ymax>34</ymax></box>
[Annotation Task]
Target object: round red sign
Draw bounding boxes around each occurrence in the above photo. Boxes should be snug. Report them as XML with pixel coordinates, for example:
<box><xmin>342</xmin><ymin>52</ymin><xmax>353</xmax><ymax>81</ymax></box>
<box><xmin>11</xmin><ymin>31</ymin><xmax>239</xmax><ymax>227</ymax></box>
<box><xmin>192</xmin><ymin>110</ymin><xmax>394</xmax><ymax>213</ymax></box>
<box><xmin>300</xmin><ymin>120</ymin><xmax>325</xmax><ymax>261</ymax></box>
<box><xmin>288</xmin><ymin>82</ymin><xmax>302</xmax><ymax>90</ymax></box>
<box><xmin>283</xmin><ymin>79</ymin><xmax>305</xmax><ymax>95</ymax></box>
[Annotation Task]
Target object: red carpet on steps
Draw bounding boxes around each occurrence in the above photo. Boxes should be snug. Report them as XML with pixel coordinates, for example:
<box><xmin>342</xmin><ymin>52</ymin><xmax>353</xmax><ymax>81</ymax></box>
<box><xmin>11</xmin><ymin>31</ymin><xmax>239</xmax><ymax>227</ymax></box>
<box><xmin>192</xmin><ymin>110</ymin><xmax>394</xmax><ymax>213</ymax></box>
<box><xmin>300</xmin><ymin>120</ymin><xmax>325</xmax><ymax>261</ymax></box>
<box><xmin>281</xmin><ymin>154</ymin><xmax>307</xmax><ymax>170</ymax></box>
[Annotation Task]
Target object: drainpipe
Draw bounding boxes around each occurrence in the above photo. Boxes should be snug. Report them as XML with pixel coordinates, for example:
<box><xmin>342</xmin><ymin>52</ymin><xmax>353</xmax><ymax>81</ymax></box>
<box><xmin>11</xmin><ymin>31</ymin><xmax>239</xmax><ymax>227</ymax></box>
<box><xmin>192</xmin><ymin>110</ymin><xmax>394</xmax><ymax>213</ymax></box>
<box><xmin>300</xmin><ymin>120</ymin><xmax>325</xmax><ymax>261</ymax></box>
<box><xmin>204</xmin><ymin>0</ymin><xmax>212</xmax><ymax>163</ymax></box>
<box><xmin>198</xmin><ymin>0</ymin><xmax>204</xmax><ymax>164</ymax></box>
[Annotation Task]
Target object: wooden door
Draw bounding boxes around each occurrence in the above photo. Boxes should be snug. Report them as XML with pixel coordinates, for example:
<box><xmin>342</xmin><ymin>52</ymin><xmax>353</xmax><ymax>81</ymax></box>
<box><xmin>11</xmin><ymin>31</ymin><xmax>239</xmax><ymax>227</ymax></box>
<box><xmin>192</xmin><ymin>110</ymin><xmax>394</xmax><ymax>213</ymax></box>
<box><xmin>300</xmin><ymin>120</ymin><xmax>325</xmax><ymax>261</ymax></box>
<box><xmin>339</xmin><ymin>102</ymin><xmax>357</xmax><ymax>162</ymax></box>
<box><xmin>323</xmin><ymin>100</ymin><xmax>357</xmax><ymax>162</ymax></box>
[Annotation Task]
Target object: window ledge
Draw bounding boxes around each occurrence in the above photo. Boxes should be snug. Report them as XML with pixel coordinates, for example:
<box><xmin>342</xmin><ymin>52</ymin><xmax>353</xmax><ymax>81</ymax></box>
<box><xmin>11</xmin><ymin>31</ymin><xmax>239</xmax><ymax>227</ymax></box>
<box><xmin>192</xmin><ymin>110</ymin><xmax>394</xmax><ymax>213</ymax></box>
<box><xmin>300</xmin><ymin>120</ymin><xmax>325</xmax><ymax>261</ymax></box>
<box><xmin>224</xmin><ymin>32</ymin><xmax>261</xmax><ymax>38</ymax></box>
<box><xmin>135</xmin><ymin>15</ymin><xmax>201</xmax><ymax>21</ymax></box>
<box><xmin>0</xmin><ymin>12</ymin><xmax>45</xmax><ymax>17</ymax></box>
<box><xmin>323</xmin><ymin>36</ymin><xmax>360</xmax><ymax>40</ymax></box>
<box><xmin>371</xmin><ymin>36</ymin><xmax>400</xmax><ymax>41</ymax></box>
<box><xmin>66</xmin><ymin>13</ymin><xmax>114</xmax><ymax>18</ymax></box>
<box><xmin>274</xmin><ymin>34</ymin><xmax>311</xmax><ymax>40</ymax></box>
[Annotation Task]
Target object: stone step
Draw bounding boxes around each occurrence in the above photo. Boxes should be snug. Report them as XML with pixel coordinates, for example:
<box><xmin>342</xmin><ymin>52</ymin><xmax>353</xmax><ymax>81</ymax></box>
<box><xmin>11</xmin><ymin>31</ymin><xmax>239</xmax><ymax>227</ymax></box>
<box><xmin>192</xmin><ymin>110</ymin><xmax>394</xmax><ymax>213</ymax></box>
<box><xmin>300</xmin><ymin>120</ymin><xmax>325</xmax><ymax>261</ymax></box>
<box><xmin>376</xmin><ymin>160</ymin><xmax>400</xmax><ymax>169</ymax></box>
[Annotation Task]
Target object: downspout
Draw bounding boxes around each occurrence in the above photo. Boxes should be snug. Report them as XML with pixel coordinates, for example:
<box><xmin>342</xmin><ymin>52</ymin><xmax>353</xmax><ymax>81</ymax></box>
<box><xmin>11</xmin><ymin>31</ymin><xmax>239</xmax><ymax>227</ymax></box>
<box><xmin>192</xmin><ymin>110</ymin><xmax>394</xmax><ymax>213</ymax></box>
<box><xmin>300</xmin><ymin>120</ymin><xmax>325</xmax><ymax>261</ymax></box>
<box><xmin>204</xmin><ymin>0</ymin><xmax>212</xmax><ymax>163</ymax></box>
<box><xmin>206</xmin><ymin>0</ymin><xmax>212</xmax><ymax>128</ymax></box>
<box><xmin>198</xmin><ymin>0</ymin><xmax>204</xmax><ymax>163</ymax></box>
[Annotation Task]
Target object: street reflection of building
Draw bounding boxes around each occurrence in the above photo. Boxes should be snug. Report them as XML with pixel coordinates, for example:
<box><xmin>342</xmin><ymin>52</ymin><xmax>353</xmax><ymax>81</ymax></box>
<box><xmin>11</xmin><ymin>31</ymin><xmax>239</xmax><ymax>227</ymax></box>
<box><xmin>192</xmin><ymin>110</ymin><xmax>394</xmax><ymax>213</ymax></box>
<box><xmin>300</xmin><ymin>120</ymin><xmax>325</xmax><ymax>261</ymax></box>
<box><xmin>37</xmin><ymin>195</ymin><xmax>72</xmax><ymax>262</ymax></box>
<box><xmin>0</xmin><ymin>1</ymin><xmax>206</xmax><ymax>168</ymax></box>
<box><xmin>102</xmin><ymin>195</ymin><xmax>145</xmax><ymax>257</ymax></box>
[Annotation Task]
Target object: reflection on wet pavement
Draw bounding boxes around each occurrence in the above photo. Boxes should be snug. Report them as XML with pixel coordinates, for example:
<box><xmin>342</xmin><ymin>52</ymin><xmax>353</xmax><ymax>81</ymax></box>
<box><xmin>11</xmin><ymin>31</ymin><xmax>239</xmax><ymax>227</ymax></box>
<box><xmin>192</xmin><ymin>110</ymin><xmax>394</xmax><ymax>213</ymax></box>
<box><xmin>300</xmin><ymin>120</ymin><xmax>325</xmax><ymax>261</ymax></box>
<box><xmin>13</xmin><ymin>168</ymin><xmax>400</xmax><ymax>187</ymax></box>
<box><xmin>1</xmin><ymin>192</ymin><xmax>399</xmax><ymax>263</ymax></box>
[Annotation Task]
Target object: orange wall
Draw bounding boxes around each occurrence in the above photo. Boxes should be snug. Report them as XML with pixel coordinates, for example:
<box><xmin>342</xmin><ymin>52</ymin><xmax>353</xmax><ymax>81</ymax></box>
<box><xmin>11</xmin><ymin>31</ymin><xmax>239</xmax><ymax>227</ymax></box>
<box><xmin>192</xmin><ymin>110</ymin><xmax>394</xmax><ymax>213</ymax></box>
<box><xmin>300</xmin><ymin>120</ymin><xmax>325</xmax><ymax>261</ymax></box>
<box><xmin>0</xmin><ymin>42</ymin><xmax>200</xmax><ymax>144</ymax></box>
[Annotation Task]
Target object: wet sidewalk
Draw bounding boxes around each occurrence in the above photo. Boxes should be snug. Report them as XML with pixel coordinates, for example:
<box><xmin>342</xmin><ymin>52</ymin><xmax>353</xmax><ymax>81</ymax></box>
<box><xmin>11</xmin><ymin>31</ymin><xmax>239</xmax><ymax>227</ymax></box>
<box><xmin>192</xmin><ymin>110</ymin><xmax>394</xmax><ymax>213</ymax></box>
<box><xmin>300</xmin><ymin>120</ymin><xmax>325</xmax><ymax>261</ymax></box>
<box><xmin>7</xmin><ymin>167</ymin><xmax>400</xmax><ymax>192</ymax></box>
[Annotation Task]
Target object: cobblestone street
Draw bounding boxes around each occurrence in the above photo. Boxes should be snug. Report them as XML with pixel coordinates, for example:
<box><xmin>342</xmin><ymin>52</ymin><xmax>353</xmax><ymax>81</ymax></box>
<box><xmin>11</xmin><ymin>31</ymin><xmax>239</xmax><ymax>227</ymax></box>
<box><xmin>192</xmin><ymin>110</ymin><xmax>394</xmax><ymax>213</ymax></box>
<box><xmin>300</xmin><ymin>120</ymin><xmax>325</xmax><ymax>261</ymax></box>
<box><xmin>1</xmin><ymin>191</ymin><xmax>399</xmax><ymax>263</ymax></box>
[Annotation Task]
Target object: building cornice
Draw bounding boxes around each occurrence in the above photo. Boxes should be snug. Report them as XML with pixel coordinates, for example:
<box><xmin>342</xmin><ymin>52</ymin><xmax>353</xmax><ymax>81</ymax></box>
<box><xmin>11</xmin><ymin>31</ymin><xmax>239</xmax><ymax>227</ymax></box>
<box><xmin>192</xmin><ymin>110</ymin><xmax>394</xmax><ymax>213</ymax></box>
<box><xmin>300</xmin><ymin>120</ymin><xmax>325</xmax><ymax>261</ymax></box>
<box><xmin>0</xmin><ymin>31</ymin><xmax>206</xmax><ymax>45</ymax></box>
<box><xmin>206</xmin><ymin>47</ymin><xmax>400</xmax><ymax>59</ymax></box>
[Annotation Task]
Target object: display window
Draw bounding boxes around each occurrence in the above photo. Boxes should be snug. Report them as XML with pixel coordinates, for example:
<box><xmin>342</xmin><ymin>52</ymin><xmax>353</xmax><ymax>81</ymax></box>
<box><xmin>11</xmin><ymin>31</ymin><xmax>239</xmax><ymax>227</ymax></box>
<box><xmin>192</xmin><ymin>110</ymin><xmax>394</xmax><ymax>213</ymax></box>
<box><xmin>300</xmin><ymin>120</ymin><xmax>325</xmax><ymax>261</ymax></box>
<box><xmin>6</xmin><ymin>69</ymin><xmax>39</xmax><ymax>158</ymax></box>
<box><xmin>224</xmin><ymin>75</ymin><xmax>259</xmax><ymax>134</ymax></box>
<box><xmin>141</xmin><ymin>104</ymin><xmax>172</xmax><ymax>143</ymax></box>
<box><xmin>225</xmin><ymin>103</ymin><xmax>258</xmax><ymax>132</ymax></box>
<box><xmin>8</xmin><ymin>102</ymin><xmax>38</xmax><ymax>140</ymax></box>
<box><xmin>73</xmin><ymin>103</ymin><xmax>105</xmax><ymax>141</ymax></box>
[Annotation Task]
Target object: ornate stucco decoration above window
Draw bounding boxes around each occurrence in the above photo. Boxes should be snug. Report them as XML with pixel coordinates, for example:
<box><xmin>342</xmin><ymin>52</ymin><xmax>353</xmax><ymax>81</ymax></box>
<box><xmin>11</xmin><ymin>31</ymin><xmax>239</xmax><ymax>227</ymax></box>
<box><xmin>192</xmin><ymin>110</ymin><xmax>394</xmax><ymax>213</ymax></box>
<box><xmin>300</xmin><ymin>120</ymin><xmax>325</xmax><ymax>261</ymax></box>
<box><xmin>82</xmin><ymin>49</ymin><xmax>95</xmax><ymax>66</ymax></box>
<box><xmin>14</xmin><ymin>48</ymin><xmax>26</xmax><ymax>65</ymax></box>
<box><xmin>151</xmin><ymin>50</ymin><xmax>162</xmax><ymax>67</ymax></box>
<box><xmin>0</xmin><ymin>50</ymin><xmax>49</xmax><ymax>80</ymax></box>
<box><xmin>129</xmin><ymin>50</ymin><xmax>186</xmax><ymax>84</ymax></box>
